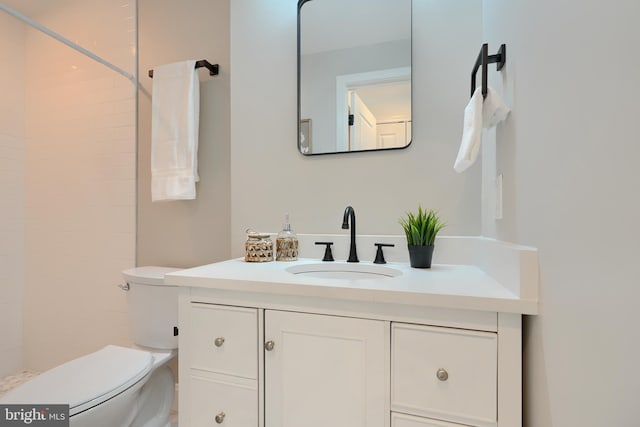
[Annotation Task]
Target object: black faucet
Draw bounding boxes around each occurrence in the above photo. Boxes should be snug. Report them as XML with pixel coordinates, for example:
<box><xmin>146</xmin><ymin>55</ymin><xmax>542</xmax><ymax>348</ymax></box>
<box><xmin>342</xmin><ymin>206</ymin><xmax>359</xmax><ymax>263</ymax></box>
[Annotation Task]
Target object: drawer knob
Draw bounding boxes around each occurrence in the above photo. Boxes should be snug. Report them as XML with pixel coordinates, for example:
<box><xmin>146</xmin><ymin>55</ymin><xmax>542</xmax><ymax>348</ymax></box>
<box><xmin>214</xmin><ymin>337</ymin><xmax>225</xmax><ymax>347</ymax></box>
<box><xmin>436</xmin><ymin>368</ymin><xmax>449</xmax><ymax>381</ymax></box>
<box><xmin>265</xmin><ymin>340</ymin><xmax>275</xmax><ymax>351</ymax></box>
<box><xmin>215</xmin><ymin>412</ymin><xmax>225</xmax><ymax>424</ymax></box>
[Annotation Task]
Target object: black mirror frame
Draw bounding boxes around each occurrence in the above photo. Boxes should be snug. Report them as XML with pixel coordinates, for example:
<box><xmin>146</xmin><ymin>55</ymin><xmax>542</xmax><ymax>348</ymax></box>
<box><xmin>297</xmin><ymin>0</ymin><xmax>413</xmax><ymax>156</ymax></box>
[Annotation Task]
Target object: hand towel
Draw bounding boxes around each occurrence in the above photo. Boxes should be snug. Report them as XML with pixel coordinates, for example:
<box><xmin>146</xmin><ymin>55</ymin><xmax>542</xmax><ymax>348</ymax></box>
<box><xmin>454</xmin><ymin>87</ymin><xmax>484</xmax><ymax>173</ymax></box>
<box><xmin>482</xmin><ymin>86</ymin><xmax>511</xmax><ymax>128</ymax></box>
<box><xmin>454</xmin><ymin>86</ymin><xmax>510</xmax><ymax>173</ymax></box>
<box><xmin>151</xmin><ymin>60</ymin><xmax>200</xmax><ymax>201</ymax></box>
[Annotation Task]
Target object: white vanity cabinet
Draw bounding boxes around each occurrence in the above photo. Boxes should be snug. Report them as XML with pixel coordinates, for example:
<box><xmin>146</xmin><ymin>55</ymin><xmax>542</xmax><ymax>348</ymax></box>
<box><xmin>179</xmin><ymin>294</ymin><xmax>520</xmax><ymax>427</ymax></box>
<box><xmin>180</xmin><ymin>302</ymin><xmax>388</xmax><ymax>427</ymax></box>
<box><xmin>171</xmin><ymin>240</ymin><xmax>537</xmax><ymax>427</ymax></box>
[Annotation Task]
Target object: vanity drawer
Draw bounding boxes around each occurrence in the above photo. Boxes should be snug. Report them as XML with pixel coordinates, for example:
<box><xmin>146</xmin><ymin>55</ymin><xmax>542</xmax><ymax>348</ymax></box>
<box><xmin>189</xmin><ymin>303</ymin><xmax>258</xmax><ymax>379</ymax></box>
<box><xmin>189</xmin><ymin>375</ymin><xmax>257</xmax><ymax>427</ymax></box>
<box><xmin>391</xmin><ymin>323</ymin><xmax>497</xmax><ymax>427</ymax></box>
<box><xmin>392</xmin><ymin>412</ymin><xmax>468</xmax><ymax>427</ymax></box>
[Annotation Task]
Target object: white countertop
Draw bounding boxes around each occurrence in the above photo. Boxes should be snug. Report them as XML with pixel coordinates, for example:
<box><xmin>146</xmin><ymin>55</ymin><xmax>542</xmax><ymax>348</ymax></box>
<box><xmin>165</xmin><ymin>255</ymin><xmax>538</xmax><ymax>314</ymax></box>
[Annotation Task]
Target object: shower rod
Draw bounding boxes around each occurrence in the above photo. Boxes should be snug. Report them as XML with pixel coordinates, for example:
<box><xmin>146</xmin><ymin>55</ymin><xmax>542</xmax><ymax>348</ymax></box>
<box><xmin>0</xmin><ymin>3</ymin><xmax>136</xmax><ymax>84</ymax></box>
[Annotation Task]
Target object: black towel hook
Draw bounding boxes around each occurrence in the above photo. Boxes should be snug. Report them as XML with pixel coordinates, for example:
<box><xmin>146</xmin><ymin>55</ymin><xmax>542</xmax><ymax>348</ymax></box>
<box><xmin>471</xmin><ymin>43</ymin><xmax>506</xmax><ymax>99</ymax></box>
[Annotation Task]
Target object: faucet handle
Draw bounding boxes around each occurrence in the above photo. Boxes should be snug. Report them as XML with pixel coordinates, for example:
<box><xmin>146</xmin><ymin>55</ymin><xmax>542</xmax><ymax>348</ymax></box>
<box><xmin>315</xmin><ymin>242</ymin><xmax>335</xmax><ymax>262</ymax></box>
<box><xmin>373</xmin><ymin>243</ymin><xmax>395</xmax><ymax>264</ymax></box>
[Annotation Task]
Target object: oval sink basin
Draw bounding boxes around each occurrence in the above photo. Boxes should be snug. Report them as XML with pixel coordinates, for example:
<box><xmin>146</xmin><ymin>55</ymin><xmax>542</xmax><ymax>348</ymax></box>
<box><xmin>286</xmin><ymin>263</ymin><xmax>402</xmax><ymax>280</ymax></box>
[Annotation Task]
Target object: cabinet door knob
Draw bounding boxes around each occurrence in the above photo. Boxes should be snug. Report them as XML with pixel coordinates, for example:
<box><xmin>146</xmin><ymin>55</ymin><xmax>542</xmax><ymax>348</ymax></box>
<box><xmin>215</xmin><ymin>412</ymin><xmax>225</xmax><ymax>424</ymax></box>
<box><xmin>264</xmin><ymin>340</ymin><xmax>275</xmax><ymax>351</ymax></box>
<box><xmin>214</xmin><ymin>337</ymin><xmax>225</xmax><ymax>347</ymax></box>
<box><xmin>436</xmin><ymin>368</ymin><xmax>449</xmax><ymax>381</ymax></box>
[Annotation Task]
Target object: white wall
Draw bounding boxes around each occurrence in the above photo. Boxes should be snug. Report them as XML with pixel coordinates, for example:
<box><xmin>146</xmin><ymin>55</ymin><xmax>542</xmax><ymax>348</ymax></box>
<box><xmin>230</xmin><ymin>0</ymin><xmax>482</xmax><ymax>258</ymax></box>
<box><xmin>137</xmin><ymin>0</ymin><xmax>231</xmax><ymax>268</ymax></box>
<box><xmin>482</xmin><ymin>1</ymin><xmax>640</xmax><ymax>425</ymax></box>
<box><xmin>232</xmin><ymin>1</ymin><xmax>640</xmax><ymax>424</ymax></box>
<box><xmin>0</xmin><ymin>13</ymin><xmax>26</xmax><ymax>378</ymax></box>
<box><xmin>22</xmin><ymin>1</ymin><xmax>137</xmax><ymax>371</ymax></box>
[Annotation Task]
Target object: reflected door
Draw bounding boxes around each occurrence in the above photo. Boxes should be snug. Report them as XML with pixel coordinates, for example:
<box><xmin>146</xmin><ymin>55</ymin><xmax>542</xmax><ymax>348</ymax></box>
<box><xmin>349</xmin><ymin>91</ymin><xmax>377</xmax><ymax>150</ymax></box>
<box><xmin>377</xmin><ymin>122</ymin><xmax>407</xmax><ymax>148</ymax></box>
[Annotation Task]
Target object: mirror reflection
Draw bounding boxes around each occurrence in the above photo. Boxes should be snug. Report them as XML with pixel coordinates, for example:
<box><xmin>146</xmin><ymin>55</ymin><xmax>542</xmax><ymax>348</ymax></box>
<box><xmin>298</xmin><ymin>0</ymin><xmax>412</xmax><ymax>155</ymax></box>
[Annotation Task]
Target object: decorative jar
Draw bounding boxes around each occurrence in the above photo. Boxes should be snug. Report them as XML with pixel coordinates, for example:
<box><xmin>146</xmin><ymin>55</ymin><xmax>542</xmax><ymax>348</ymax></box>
<box><xmin>245</xmin><ymin>230</ymin><xmax>274</xmax><ymax>262</ymax></box>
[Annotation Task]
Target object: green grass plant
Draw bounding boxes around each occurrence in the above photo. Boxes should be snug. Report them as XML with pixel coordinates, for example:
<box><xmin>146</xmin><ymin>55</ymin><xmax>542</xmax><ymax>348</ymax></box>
<box><xmin>399</xmin><ymin>206</ymin><xmax>446</xmax><ymax>246</ymax></box>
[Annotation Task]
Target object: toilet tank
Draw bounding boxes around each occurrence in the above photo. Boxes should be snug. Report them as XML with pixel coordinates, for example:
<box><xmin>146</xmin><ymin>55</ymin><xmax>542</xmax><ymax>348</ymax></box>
<box><xmin>122</xmin><ymin>266</ymin><xmax>182</xmax><ymax>350</ymax></box>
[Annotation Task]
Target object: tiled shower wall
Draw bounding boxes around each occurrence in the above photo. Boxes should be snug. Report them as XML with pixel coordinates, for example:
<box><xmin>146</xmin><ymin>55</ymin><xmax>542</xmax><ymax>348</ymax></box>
<box><xmin>0</xmin><ymin>13</ymin><xmax>26</xmax><ymax>378</ymax></box>
<box><xmin>21</xmin><ymin>1</ymin><xmax>137</xmax><ymax>371</ymax></box>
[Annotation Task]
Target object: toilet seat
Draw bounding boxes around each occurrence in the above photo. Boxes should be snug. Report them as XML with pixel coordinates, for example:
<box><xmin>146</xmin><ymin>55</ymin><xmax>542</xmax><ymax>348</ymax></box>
<box><xmin>1</xmin><ymin>345</ymin><xmax>153</xmax><ymax>416</ymax></box>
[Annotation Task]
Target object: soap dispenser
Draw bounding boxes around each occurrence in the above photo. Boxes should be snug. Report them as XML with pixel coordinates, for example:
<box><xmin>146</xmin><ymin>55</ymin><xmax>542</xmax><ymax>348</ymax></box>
<box><xmin>276</xmin><ymin>213</ymin><xmax>299</xmax><ymax>261</ymax></box>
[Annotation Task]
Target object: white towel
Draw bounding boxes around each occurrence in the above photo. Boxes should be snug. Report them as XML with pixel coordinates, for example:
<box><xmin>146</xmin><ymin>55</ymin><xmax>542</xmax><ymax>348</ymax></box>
<box><xmin>482</xmin><ymin>86</ymin><xmax>511</xmax><ymax>128</ymax></box>
<box><xmin>151</xmin><ymin>60</ymin><xmax>200</xmax><ymax>201</ymax></box>
<box><xmin>454</xmin><ymin>86</ymin><xmax>510</xmax><ymax>173</ymax></box>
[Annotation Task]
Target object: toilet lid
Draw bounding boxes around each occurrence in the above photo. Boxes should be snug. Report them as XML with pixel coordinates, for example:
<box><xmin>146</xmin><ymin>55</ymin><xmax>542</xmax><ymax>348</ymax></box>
<box><xmin>0</xmin><ymin>345</ymin><xmax>153</xmax><ymax>416</ymax></box>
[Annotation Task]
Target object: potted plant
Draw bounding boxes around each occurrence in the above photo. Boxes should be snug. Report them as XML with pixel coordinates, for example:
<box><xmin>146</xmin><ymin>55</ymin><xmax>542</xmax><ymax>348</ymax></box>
<box><xmin>399</xmin><ymin>206</ymin><xmax>446</xmax><ymax>268</ymax></box>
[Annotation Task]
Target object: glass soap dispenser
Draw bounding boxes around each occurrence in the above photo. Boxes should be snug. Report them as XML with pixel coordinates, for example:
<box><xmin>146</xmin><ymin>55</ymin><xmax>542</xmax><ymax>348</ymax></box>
<box><xmin>276</xmin><ymin>213</ymin><xmax>299</xmax><ymax>261</ymax></box>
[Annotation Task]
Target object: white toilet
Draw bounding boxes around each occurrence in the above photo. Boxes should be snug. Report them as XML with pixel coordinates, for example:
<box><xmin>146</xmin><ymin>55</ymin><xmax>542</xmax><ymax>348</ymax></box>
<box><xmin>0</xmin><ymin>266</ymin><xmax>181</xmax><ymax>427</ymax></box>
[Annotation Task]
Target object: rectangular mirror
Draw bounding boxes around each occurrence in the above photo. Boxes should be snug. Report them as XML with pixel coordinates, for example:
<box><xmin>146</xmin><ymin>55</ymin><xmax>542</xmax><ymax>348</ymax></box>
<box><xmin>298</xmin><ymin>0</ymin><xmax>412</xmax><ymax>155</ymax></box>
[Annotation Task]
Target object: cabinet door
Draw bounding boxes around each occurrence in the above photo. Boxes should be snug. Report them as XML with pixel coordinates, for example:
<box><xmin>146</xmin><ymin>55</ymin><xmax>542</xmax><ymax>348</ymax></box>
<box><xmin>265</xmin><ymin>311</ymin><xmax>388</xmax><ymax>427</ymax></box>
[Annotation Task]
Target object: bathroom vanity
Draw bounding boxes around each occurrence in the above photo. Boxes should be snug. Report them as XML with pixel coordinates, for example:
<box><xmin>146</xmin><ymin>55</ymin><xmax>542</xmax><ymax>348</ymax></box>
<box><xmin>166</xmin><ymin>236</ymin><xmax>538</xmax><ymax>427</ymax></box>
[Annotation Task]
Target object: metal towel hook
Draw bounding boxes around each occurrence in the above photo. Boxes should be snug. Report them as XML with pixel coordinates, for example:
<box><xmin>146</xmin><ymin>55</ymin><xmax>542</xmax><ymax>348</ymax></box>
<box><xmin>471</xmin><ymin>43</ymin><xmax>506</xmax><ymax>99</ymax></box>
